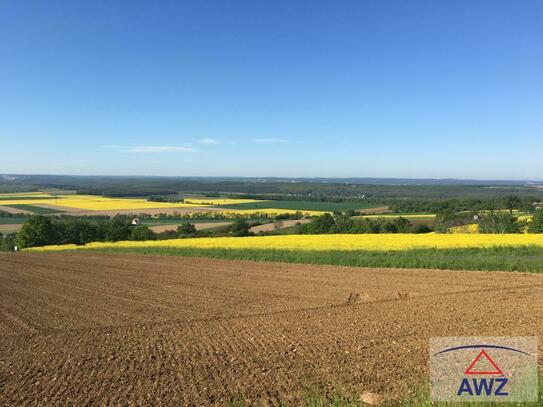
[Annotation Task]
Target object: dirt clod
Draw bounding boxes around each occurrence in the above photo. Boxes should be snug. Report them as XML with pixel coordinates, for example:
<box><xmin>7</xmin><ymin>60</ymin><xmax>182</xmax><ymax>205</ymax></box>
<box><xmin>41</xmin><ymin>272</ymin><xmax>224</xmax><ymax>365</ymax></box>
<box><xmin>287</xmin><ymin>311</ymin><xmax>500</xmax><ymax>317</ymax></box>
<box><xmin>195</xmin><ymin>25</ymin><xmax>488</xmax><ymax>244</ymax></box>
<box><xmin>359</xmin><ymin>391</ymin><xmax>383</xmax><ymax>405</ymax></box>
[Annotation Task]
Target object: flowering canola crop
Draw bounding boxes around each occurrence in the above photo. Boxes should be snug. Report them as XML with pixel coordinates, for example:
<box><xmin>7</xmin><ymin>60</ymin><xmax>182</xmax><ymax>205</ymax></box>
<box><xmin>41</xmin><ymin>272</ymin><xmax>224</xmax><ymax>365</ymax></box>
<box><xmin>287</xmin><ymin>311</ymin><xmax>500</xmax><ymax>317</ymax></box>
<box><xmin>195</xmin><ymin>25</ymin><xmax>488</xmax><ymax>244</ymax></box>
<box><xmin>0</xmin><ymin>194</ymin><xmax>201</xmax><ymax>211</ymax></box>
<box><xmin>44</xmin><ymin>196</ymin><xmax>201</xmax><ymax>210</ymax></box>
<box><xmin>28</xmin><ymin>233</ymin><xmax>543</xmax><ymax>252</ymax></box>
<box><xmin>183</xmin><ymin>198</ymin><xmax>266</xmax><ymax>205</ymax></box>
<box><xmin>0</xmin><ymin>193</ymin><xmax>326</xmax><ymax>214</ymax></box>
<box><xmin>448</xmin><ymin>224</ymin><xmax>479</xmax><ymax>233</ymax></box>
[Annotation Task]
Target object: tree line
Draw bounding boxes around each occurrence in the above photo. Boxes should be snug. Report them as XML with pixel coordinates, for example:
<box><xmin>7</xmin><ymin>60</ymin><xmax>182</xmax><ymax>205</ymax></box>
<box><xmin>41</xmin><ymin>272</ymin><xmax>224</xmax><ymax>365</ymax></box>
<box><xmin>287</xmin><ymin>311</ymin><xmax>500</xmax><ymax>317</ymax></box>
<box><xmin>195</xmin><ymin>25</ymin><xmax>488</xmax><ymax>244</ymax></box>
<box><xmin>4</xmin><ymin>216</ymin><xmax>254</xmax><ymax>250</ymax></box>
<box><xmin>293</xmin><ymin>208</ymin><xmax>543</xmax><ymax>235</ymax></box>
<box><xmin>3</xmin><ymin>209</ymin><xmax>542</xmax><ymax>251</ymax></box>
<box><xmin>389</xmin><ymin>195</ymin><xmax>538</xmax><ymax>215</ymax></box>
<box><xmin>295</xmin><ymin>213</ymin><xmax>431</xmax><ymax>234</ymax></box>
<box><xmin>435</xmin><ymin>209</ymin><xmax>543</xmax><ymax>233</ymax></box>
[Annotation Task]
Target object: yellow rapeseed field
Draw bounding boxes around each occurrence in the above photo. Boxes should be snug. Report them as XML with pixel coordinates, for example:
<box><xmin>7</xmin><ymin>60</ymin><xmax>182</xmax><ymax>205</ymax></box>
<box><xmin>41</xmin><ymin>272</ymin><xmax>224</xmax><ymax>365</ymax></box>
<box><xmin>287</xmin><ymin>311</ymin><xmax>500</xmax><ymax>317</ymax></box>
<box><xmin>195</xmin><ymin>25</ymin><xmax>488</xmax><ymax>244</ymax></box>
<box><xmin>449</xmin><ymin>224</ymin><xmax>479</xmax><ymax>233</ymax></box>
<box><xmin>45</xmin><ymin>196</ymin><xmax>201</xmax><ymax>210</ymax></box>
<box><xmin>28</xmin><ymin>233</ymin><xmax>543</xmax><ymax>252</ymax></box>
<box><xmin>181</xmin><ymin>198</ymin><xmax>327</xmax><ymax>216</ymax></box>
<box><xmin>0</xmin><ymin>194</ymin><xmax>200</xmax><ymax>210</ymax></box>
<box><xmin>0</xmin><ymin>193</ymin><xmax>326</xmax><ymax>215</ymax></box>
<box><xmin>183</xmin><ymin>198</ymin><xmax>266</xmax><ymax>205</ymax></box>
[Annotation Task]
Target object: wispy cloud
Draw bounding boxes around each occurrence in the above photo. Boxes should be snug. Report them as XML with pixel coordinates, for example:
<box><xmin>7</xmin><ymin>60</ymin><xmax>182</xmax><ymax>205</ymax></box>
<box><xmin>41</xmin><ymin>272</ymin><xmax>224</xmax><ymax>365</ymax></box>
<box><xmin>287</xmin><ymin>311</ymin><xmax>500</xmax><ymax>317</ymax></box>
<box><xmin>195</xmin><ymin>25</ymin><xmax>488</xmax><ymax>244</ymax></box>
<box><xmin>251</xmin><ymin>138</ymin><xmax>287</xmax><ymax>144</ymax></box>
<box><xmin>123</xmin><ymin>145</ymin><xmax>196</xmax><ymax>153</ymax></box>
<box><xmin>197</xmin><ymin>138</ymin><xmax>219</xmax><ymax>145</ymax></box>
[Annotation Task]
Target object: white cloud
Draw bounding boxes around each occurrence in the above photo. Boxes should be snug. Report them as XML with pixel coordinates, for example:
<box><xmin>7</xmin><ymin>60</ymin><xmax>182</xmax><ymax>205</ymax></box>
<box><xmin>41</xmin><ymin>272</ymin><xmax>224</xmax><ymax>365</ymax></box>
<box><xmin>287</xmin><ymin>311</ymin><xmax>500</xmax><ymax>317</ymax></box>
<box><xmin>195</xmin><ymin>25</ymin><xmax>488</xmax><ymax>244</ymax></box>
<box><xmin>197</xmin><ymin>138</ymin><xmax>219</xmax><ymax>145</ymax></box>
<box><xmin>251</xmin><ymin>138</ymin><xmax>287</xmax><ymax>144</ymax></box>
<box><xmin>123</xmin><ymin>145</ymin><xmax>196</xmax><ymax>153</ymax></box>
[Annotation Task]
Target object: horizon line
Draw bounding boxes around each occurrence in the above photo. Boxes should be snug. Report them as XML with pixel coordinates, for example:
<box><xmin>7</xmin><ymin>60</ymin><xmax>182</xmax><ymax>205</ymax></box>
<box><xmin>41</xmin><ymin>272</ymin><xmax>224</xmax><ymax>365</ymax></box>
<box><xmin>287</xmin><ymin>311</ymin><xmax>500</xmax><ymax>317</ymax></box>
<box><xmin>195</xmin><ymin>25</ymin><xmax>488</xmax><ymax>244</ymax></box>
<box><xmin>2</xmin><ymin>173</ymin><xmax>543</xmax><ymax>184</ymax></box>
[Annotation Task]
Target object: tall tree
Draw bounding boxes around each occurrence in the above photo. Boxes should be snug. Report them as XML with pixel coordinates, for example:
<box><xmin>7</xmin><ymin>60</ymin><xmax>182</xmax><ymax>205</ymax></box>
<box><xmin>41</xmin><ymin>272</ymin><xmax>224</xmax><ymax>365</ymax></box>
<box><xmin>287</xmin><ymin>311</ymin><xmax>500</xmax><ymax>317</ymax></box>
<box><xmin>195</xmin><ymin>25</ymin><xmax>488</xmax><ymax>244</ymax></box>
<box><xmin>230</xmin><ymin>220</ymin><xmax>251</xmax><ymax>237</ymax></box>
<box><xmin>16</xmin><ymin>215</ymin><xmax>59</xmax><ymax>249</ymax></box>
<box><xmin>503</xmin><ymin>195</ymin><xmax>522</xmax><ymax>215</ymax></box>
<box><xmin>527</xmin><ymin>209</ymin><xmax>543</xmax><ymax>233</ymax></box>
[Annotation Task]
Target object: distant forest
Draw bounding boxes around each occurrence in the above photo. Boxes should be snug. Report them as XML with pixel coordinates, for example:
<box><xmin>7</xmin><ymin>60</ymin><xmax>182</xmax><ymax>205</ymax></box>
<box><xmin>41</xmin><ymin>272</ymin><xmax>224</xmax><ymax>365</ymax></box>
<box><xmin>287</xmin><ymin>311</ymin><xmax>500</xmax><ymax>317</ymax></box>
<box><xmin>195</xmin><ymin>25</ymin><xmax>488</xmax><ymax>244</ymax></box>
<box><xmin>1</xmin><ymin>175</ymin><xmax>542</xmax><ymax>201</ymax></box>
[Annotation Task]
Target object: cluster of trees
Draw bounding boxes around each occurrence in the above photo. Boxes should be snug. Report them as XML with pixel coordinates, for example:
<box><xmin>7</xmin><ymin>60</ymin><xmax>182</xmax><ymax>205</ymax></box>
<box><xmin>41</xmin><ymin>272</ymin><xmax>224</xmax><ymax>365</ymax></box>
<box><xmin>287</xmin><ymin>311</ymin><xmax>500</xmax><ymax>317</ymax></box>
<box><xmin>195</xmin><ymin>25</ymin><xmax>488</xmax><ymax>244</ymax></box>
<box><xmin>435</xmin><ymin>208</ymin><xmax>543</xmax><ymax>234</ymax></box>
<box><xmin>434</xmin><ymin>210</ymin><xmax>473</xmax><ymax>233</ymax></box>
<box><xmin>303</xmin><ymin>208</ymin><xmax>543</xmax><ymax>236</ymax></box>
<box><xmin>391</xmin><ymin>195</ymin><xmax>538</xmax><ymax>215</ymax></box>
<box><xmin>296</xmin><ymin>213</ymin><xmax>430</xmax><ymax>234</ymax></box>
<box><xmin>0</xmin><ymin>210</ymin><xmax>27</xmax><ymax>219</ymax></box>
<box><xmin>478</xmin><ymin>210</ymin><xmax>543</xmax><ymax>234</ymax></box>
<box><xmin>14</xmin><ymin>216</ymin><xmax>156</xmax><ymax>249</ymax></box>
<box><xmin>0</xmin><ymin>232</ymin><xmax>16</xmax><ymax>251</ymax></box>
<box><xmin>176</xmin><ymin>220</ymin><xmax>251</xmax><ymax>237</ymax></box>
<box><xmin>147</xmin><ymin>195</ymin><xmax>182</xmax><ymax>203</ymax></box>
<box><xmin>230</xmin><ymin>220</ymin><xmax>252</xmax><ymax>236</ymax></box>
<box><xmin>11</xmin><ymin>216</ymin><xmax>256</xmax><ymax>250</ymax></box>
<box><xmin>528</xmin><ymin>209</ymin><xmax>543</xmax><ymax>233</ymax></box>
<box><xmin>272</xmin><ymin>212</ymin><xmax>305</xmax><ymax>220</ymax></box>
<box><xmin>478</xmin><ymin>213</ymin><xmax>524</xmax><ymax>234</ymax></box>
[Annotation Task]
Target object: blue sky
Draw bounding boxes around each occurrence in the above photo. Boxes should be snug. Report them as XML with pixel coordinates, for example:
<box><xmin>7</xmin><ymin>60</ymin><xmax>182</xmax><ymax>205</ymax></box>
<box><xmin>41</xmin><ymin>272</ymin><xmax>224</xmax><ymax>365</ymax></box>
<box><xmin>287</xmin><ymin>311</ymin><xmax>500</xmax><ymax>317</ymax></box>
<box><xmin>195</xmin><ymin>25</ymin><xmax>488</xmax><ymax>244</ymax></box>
<box><xmin>1</xmin><ymin>0</ymin><xmax>542</xmax><ymax>179</ymax></box>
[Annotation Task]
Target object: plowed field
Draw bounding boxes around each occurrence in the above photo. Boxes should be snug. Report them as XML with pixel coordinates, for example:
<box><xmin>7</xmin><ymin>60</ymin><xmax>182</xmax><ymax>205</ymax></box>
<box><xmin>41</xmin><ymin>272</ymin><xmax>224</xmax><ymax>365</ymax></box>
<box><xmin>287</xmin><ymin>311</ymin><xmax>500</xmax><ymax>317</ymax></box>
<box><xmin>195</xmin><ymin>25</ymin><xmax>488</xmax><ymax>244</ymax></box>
<box><xmin>0</xmin><ymin>253</ymin><xmax>542</xmax><ymax>405</ymax></box>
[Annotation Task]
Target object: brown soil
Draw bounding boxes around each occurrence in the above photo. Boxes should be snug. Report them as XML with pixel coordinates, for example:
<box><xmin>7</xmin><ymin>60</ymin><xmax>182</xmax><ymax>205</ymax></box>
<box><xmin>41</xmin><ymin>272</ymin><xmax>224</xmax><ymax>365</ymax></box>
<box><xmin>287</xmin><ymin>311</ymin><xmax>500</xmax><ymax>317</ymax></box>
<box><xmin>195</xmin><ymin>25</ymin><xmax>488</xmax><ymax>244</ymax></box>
<box><xmin>43</xmin><ymin>206</ymin><xmax>220</xmax><ymax>217</ymax></box>
<box><xmin>250</xmin><ymin>218</ymin><xmax>312</xmax><ymax>233</ymax></box>
<box><xmin>0</xmin><ymin>205</ymin><xmax>32</xmax><ymax>215</ymax></box>
<box><xmin>0</xmin><ymin>224</ymin><xmax>22</xmax><ymax>233</ymax></box>
<box><xmin>149</xmin><ymin>222</ymin><xmax>233</xmax><ymax>233</ymax></box>
<box><xmin>357</xmin><ymin>206</ymin><xmax>390</xmax><ymax>214</ymax></box>
<box><xmin>0</xmin><ymin>253</ymin><xmax>542</xmax><ymax>405</ymax></box>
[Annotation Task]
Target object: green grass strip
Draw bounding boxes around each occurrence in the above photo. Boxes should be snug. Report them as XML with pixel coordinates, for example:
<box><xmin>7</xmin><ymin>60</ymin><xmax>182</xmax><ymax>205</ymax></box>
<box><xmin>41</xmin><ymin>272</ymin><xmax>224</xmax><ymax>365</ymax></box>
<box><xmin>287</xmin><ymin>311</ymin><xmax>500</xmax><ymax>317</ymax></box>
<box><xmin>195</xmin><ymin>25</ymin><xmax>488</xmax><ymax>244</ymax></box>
<box><xmin>0</xmin><ymin>196</ymin><xmax>55</xmax><ymax>201</ymax></box>
<box><xmin>64</xmin><ymin>245</ymin><xmax>543</xmax><ymax>273</ymax></box>
<box><xmin>226</xmin><ymin>379</ymin><xmax>543</xmax><ymax>406</ymax></box>
<box><xmin>0</xmin><ymin>217</ymin><xmax>27</xmax><ymax>224</ymax></box>
<box><xmin>4</xmin><ymin>204</ymin><xmax>63</xmax><ymax>214</ymax></box>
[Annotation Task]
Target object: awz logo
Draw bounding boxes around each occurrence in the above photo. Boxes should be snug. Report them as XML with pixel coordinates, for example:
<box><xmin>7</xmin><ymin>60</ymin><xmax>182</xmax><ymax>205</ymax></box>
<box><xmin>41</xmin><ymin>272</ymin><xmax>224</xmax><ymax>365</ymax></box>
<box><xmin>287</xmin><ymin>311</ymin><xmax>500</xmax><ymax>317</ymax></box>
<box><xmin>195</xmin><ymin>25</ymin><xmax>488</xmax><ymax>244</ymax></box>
<box><xmin>430</xmin><ymin>339</ymin><xmax>538</xmax><ymax>402</ymax></box>
<box><xmin>457</xmin><ymin>377</ymin><xmax>508</xmax><ymax>397</ymax></box>
<box><xmin>457</xmin><ymin>349</ymin><xmax>508</xmax><ymax>397</ymax></box>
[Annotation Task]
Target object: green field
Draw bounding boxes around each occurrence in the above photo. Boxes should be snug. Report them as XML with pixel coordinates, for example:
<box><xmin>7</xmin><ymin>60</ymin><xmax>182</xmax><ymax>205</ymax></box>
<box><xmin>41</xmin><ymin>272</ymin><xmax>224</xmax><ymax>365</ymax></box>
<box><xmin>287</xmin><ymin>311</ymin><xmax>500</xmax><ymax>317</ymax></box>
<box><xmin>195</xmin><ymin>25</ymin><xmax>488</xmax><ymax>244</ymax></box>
<box><xmin>59</xmin><ymin>246</ymin><xmax>543</xmax><ymax>273</ymax></box>
<box><xmin>217</xmin><ymin>200</ymin><xmax>379</xmax><ymax>212</ymax></box>
<box><xmin>0</xmin><ymin>217</ymin><xmax>27</xmax><ymax>224</ymax></box>
<box><xmin>0</xmin><ymin>196</ymin><xmax>55</xmax><ymax>201</ymax></box>
<box><xmin>4</xmin><ymin>204</ymin><xmax>63</xmax><ymax>214</ymax></box>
